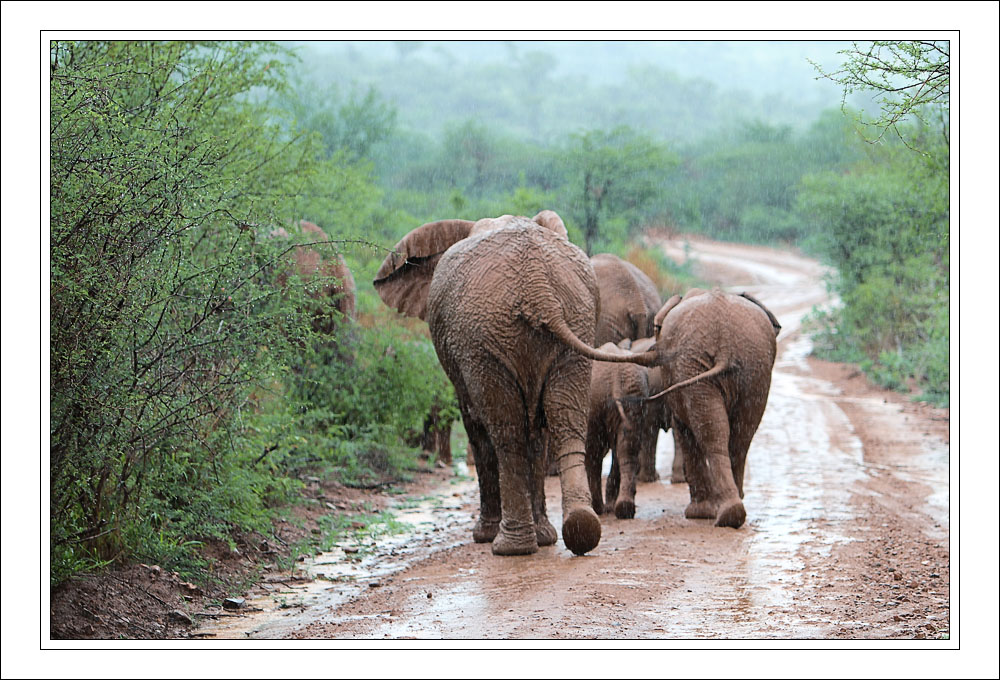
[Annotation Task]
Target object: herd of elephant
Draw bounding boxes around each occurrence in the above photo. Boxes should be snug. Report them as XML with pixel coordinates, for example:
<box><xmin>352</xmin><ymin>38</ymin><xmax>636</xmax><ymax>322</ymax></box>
<box><xmin>372</xmin><ymin>211</ymin><xmax>781</xmax><ymax>557</ymax></box>
<box><xmin>275</xmin><ymin>213</ymin><xmax>780</xmax><ymax>557</ymax></box>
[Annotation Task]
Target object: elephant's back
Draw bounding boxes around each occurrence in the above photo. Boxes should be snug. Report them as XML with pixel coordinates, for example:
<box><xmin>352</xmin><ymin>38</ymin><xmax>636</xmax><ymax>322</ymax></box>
<box><xmin>619</xmin><ymin>258</ymin><xmax>662</xmax><ymax>317</ymax></box>
<box><xmin>429</xmin><ymin>223</ymin><xmax>597</xmax><ymax>340</ymax></box>
<box><xmin>428</xmin><ymin>223</ymin><xmax>598</xmax><ymax>429</ymax></box>
<box><xmin>661</xmin><ymin>290</ymin><xmax>776</xmax><ymax>386</ymax></box>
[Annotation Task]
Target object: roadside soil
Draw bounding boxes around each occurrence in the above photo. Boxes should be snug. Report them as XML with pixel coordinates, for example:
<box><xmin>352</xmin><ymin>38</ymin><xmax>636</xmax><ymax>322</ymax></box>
<box><xmin>48</xmin><ymin>234</ymin><xmax>952</xmax><ymax>642</ymax></box>
<box><xmin>48</xmin><ymin>460</ymin><xmax>461</xmax><ymax>641</ymax></box>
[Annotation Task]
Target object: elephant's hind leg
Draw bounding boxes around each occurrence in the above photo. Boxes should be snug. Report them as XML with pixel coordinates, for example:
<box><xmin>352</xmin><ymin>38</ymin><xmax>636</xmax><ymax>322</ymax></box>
<box><xmin>544</xmin><ymin>357</ymin><xmax>602</xmax><ymax>556</ymax></box>
<box><xmin>613</xmin><ymin>424</ymin><xmax>640</xmax><ymax>519</ymax></box>
<box><xmin>636</xmin><ymin>427</ymin><xmax>660</xmax><ymax>483</ymax></box>
<box><xmin>675</xmin><ymin>420</ymin><xmax>714</xmax><ymax>518</ymax></box>
<box><xmin>670</xmin><ymin>427</ymin><xmax>687</xmax><ymax>484</ymax></box>
<box><xmin>678</xmin><ymin>392</ymin><xmax>745</xmax><ymax>528</ymax></box>
<box><xmin>471</xmin><ymin>370</ymin><xmax>538</xmax><ymax>556</ymax></box>
<box><xmin>585</xmin><ymin>435</ymin><xmax>608</xmax><ymax>516</ymax></box>
<box><xmin>464</xmin><ymin>419</ymin><xmax>500</xmax><ymax>544</ymax></box>
<box><xmin>492</xmin><ymin>434</ymin><xmax>539</xmax><ymax>556</ymax></box>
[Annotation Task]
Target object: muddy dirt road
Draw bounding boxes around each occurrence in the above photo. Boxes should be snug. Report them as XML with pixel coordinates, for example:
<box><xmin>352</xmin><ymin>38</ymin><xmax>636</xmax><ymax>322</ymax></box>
<box><xmin>200</xmin><ymin>236</ymin><xmax>953</xmax><ymax>643</ymax></box>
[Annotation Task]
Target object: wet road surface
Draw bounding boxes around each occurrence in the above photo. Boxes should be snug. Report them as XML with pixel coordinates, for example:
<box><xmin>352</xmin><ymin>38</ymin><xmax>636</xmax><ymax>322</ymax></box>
<box><xmin>199</xmin><ymin>236</ymin><xmax>950</xmax><ymax>641</ymax></box>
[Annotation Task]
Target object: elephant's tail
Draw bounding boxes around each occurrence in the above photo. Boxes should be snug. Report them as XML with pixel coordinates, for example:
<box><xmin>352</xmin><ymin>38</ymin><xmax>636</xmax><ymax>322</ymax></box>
<box><xmin>646</xmin><ymin>358</ymin><xmax>729</xmax><ymax>400</ymax></box>
<box><xmin>546</xmin><ymin>317</ymin><xmax>659</xmax><ymax>367</ymax></box>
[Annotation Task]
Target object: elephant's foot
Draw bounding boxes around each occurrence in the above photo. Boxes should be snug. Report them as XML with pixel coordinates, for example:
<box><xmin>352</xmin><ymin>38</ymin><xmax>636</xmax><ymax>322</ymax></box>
<box><xmin>684</xmin><ymin>499</ymin><xmax>717</xmax><ymax>519</ymax></box>
<box><xmin>472</xmin><ymin>516</ymin><xmax>500</xmax><ymax>543</ymax></box>
<box><xmin>561</xmin><ymin>506</ymin><xmax>602</xmax><ymax>556</ymax></box>
<box><xmin>714</xmin><ymin>500</ymin><xmax>746</xmax><ymax>529</ymax></box>
<box><xmin>491</xmin><ymin>520</ymin><xmax>538</xmax><ymax>556</ymax></box>
<box><xmin>671</xmin><ymin>471</ymin><xmax>686</xmax><ymax>484</ymax></box>
<box><xmin>534</xmin><ymin>515</ymin><xmax>558</xmax><ymax>547</ymax></box>
<box><xmin>636</xmin><ymin>469</ymin><xmax>660</xmax><ymax>483</ymax></box>
<box><xmin>614</xmin><ymin>498</ymin><xmax>636</xmax><ymax>520</ymax></box>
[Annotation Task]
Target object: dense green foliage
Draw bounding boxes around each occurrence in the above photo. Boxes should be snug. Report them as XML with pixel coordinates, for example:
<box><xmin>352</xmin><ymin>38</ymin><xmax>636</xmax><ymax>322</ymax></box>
<box><xmin>309</xmin><ymin>40</ymin><xmax>949</xmax><ymax>405</ymax></box>
<box><xmin>801</xmin><ymin>41</ymin><xmax>950</xmax><ymax>405</ymax></box>
<box><xmin>50</xmin><ymin>39</ymin><xmax>949</xmax><ymax>585</ymax></box>
<box><xmin>49</xmin><ymin>41</ymin><xmax>452</xmax><ymax>584</ymax></box>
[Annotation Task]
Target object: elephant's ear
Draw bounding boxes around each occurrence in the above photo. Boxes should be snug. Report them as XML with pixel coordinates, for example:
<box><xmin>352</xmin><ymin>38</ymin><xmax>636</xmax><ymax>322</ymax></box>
<box><xmin>653</xmin><ymin>294</ymin><xmax>683</xmax><ymax>336</ymax></box>
<box><xmin>373</xmin><ymin>219</ymin><xmax>475</xmax><ymax>320</ymax></box>
<box><xmin>739</xmin><ymin>291</ymin><xmax>782</xmax><ymax>337</ymax></box>
<box><xmin>532</xmin><ymin>210</ymin><xmax>568</xmax><ymax>239</ymax></box>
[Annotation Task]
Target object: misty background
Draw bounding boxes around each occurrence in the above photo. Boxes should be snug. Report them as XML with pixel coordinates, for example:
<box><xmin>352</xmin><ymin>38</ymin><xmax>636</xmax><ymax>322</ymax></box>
<box><xmin>293</xmin><ymin>40</ymin><xmax>854</xmax><ymax>139</ymax></box>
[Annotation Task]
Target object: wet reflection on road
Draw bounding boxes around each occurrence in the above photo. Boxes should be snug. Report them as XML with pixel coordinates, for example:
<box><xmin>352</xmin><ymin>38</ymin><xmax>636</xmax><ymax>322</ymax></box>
<box><xmin>663</xmin><ymin>332</ymin><xmax>870</xmax><ymax>637</ymax></box>
<box><xmin>199</xmin><ymin>237</ymin><xmax>948</xmax><ymax>640</ymax></box>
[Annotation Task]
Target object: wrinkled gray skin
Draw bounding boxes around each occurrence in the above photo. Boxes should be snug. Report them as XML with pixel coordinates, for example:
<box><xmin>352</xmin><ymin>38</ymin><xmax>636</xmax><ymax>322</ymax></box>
<box><xmin>548</xmin><ymin>253</ymin><xmax>662</xmax><ymax>478</ymax></box>
<box><xmin>584</xmin><ymin>343</ymin><xmax>650</xmax><ymax>519</ymax></box>
<box><xmin>373</xmin><ymin>212</ymin><xmax>657</xmax><ymax>556</ymax></box>
<box><xmin>591</xmin><ymin>253</ymin><xmax>662</xmax><ymax>346</ymax></box>
<box><xmin>650</xmin><ymin>288</ymin><xmax>781</xmax><ymax>528</ymax></box>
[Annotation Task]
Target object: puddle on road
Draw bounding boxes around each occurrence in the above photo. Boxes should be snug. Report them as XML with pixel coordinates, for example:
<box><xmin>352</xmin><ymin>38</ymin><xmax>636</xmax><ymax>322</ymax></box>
<box><xmin>197</xmin><ymin>237</ymin><xmax>949</xmax><ymax>639</ymax></box>
<box><xmin>663</xmin><ymin>333</ymin><xmax>871</xmax><ymax>637</ymax></box>
<box><xmin>196</xmin><ymin>463</ymin><xmax>479</xmax><ymax>639</ymax></box>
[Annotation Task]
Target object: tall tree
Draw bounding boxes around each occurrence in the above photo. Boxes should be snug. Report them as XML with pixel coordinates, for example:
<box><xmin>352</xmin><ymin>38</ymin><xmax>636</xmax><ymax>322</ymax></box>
<box><xmin>561</xmin><ymin>126</ymin><xmax>676</xmax><ymax>254</ymax></box>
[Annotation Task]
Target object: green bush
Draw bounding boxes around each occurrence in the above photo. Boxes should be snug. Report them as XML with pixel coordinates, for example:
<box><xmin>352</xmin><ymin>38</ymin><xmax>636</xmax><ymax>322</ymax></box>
<box><xmin>49</xmin><ymin>41</ymin><xmax>418</xmax><ymax>584</ymax></box>
<box><xmin>287</xmin><ymin>324</ymin><xmax>457</xmax><ymax>482</ymax></box>
<box><xmin>795</xmin><ymin>135</ymin><xmax>949</xmax><ymax>406</ymax></box>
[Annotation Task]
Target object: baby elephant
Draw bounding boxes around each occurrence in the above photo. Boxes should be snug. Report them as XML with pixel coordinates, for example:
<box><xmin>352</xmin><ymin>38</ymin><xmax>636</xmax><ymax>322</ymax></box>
<box><xmin>651</xmin><ymin>288</ymin><xmax>781</xmax><ymax>528</ymax></box>
<box><xmin>618</xmin><ymin>336</ymin><xmax>682</xmax><ymax>484</ymax></box>
<box><xmin>585</xmin><ymin>342</ymin><xmax>652</xmax><ymax>519</ymax></box>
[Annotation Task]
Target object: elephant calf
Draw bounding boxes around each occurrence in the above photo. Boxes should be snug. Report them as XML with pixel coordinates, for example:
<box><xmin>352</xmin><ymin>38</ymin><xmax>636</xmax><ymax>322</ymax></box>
<box><xmin>585</xmin><ymin>342</ymin><xmax>653</xmax><ymax>519</ymax></box>
<box><xmin>618</xmin><ymin>336</ymin><xmax>683</xmax><ymax>484</ymax></box>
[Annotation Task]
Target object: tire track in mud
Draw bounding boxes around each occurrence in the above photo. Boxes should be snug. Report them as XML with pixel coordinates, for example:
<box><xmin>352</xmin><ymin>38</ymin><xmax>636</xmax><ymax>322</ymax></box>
<box><xmin>202</xmin><ymin>236</ymin><xmax>950</xmax><ymax>641</ymax></box>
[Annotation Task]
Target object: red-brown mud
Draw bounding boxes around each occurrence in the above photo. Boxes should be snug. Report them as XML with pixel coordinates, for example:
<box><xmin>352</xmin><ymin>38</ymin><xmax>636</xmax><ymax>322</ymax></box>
<box><xmin>185</xmin><ymin>236</ymin><xmax>952</xmax><ymax>642</ymax></box>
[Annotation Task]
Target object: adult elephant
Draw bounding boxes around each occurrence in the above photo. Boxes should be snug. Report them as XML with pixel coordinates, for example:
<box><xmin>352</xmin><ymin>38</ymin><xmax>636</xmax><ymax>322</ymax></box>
<box><xmin>591</xmin><ymin>253</ymin><xmax>662</xmax><ymax>346</ymax></box>
<box><xmin>373</xmin><ymin>211</ymin><xmax>656</xmax><ymax>556</ymax></box>
<box><xmin>649</xmin><ymin>288</ymin><xmax>781</xmax><ymax>528</ymax></box>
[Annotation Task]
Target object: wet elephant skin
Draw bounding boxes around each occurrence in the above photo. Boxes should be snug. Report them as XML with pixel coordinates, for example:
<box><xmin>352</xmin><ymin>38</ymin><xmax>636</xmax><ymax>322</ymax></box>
<box><xmin>374</xmin><ymin>212</ymin><xmax>656</xmax><ymax>556</ymax></box>
<box><xmin>654</xmin><ymin>288</ymin><xmax>780</xmax><ymax>528</ymax></box>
